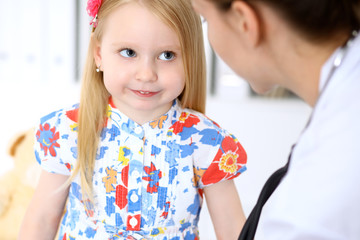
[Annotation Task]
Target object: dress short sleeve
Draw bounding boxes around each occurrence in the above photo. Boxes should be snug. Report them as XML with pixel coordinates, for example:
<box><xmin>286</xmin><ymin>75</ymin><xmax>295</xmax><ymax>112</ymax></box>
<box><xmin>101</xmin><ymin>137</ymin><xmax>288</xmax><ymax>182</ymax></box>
<box><xmin>34</xmin><ymin>108</ymin><xmax>75</xmax><ymax>176</ymax></box>
<box><xmin>192</xmin><ymin>117</ymin><xmax>247</xmax><ymax>189</ymax></box>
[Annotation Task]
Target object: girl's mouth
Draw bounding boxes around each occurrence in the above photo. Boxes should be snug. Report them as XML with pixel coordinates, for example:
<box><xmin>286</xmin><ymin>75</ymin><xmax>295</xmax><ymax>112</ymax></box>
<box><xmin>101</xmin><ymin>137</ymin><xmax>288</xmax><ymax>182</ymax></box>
<box><xmin>132</xmin><ymin>90</ymin><xmax>159</xmax><ymax>97</ymax></box>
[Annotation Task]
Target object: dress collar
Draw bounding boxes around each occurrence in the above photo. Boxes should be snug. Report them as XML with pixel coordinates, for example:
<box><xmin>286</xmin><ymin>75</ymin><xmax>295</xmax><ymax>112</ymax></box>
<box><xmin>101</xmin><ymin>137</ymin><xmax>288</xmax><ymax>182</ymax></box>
<box><xmin>107</xmin><ymin>98</ymin><xmax>182</xmax><ymax>134</ymax></box>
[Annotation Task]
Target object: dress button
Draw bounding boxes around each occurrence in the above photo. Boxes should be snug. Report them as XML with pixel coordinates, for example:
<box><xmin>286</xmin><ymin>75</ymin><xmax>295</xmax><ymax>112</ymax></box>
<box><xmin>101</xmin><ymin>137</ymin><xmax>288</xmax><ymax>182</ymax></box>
<box><xmin>134</xmin><ymin>126</ymin><xmax>143</xmax><ymax>135</ymax></box>
<box><xmin>132</xmin><ymin>170</ymin><xmax>140</xmax><ymax>179</ymax></box>
<box><xmin>130</xmin><ymin>217</ymin><xmax>138</xmax><ymax>228</ymax></box>
<box><xmin>130</xmin><ymin>192</ymin><xmax>139</xmax><ymax>203</ymax></box>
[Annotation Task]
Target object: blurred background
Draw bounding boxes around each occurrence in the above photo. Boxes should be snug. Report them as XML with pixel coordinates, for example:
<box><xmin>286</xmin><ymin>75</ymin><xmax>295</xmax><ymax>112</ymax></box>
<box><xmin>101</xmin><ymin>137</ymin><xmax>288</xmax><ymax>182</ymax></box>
<box><xmin>0</xmin><ymin>0</ymin><xmax>311</xmax><ymax>239</ymax></box>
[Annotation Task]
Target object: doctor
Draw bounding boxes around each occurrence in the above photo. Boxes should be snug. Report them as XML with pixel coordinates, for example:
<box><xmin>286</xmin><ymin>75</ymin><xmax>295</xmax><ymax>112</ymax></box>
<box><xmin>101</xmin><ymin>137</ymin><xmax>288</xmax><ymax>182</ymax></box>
<box><xmin>191</xmin><ymin>0</ymin><xmax>360</xmax><ymax>239</ymax></box>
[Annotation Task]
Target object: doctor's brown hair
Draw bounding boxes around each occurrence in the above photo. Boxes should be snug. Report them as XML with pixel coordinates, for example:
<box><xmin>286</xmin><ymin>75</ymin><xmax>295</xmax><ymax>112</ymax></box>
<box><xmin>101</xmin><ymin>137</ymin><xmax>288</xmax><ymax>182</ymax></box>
<box><xmin>211</xmin><ymin>0</ymin><xmax>360</xmax><ymax>42</ymax></box>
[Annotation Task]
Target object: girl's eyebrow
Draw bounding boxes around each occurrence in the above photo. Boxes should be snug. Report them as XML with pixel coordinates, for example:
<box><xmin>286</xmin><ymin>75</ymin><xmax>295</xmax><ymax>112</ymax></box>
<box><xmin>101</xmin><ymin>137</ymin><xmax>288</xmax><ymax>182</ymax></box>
<box><xmin>110</xmin><ymin>42</ymin><xmax>181</xmax><ymax>51</ymax></box>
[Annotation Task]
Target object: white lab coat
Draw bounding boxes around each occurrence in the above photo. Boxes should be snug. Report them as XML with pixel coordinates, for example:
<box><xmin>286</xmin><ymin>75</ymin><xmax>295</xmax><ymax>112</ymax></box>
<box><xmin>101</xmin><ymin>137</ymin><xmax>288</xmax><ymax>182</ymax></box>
<box><xmin>256</xmin><ymin>34</ymin><xmax>360</xmax><ymax>240</ymax></box>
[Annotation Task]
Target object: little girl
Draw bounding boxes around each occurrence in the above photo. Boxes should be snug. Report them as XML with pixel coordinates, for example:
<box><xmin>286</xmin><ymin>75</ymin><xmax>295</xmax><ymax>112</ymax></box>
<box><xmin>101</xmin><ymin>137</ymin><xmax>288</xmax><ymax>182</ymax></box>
<box><xmin>19</xmin><ymin>0</ymin><xmax>247</xmax><ymax>239</ymax></box>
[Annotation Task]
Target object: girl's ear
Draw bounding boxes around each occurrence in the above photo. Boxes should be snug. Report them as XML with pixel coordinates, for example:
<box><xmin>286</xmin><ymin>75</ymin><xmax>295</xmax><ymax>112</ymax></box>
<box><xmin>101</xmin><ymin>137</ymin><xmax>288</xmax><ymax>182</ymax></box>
<box><xmin>228</xmin><ymin>1</ymin><xmax>261</xmax><ymax>47</ymax></box>
<box><xmin>93</xmin><ymin>36</ymin><xmax>102</xmax><ymax>67</ymax></box>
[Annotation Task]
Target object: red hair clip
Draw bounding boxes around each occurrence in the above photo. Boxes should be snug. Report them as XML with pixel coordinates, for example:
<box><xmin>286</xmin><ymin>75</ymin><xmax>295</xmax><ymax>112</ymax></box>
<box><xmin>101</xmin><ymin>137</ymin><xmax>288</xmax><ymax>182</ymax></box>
<box><xmin>86</xmin><ymin>0</ymin><xmax>102</xmax><ymax>28</ymax></box>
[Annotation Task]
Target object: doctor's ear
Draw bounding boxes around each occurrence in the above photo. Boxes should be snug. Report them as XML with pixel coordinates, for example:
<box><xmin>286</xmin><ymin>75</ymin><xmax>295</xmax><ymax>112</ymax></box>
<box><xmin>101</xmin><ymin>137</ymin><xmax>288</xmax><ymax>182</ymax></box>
<box><xmin>228</xmin><ymin>1</ymin><xmax>261</xmax><ymax>47</ymax></box>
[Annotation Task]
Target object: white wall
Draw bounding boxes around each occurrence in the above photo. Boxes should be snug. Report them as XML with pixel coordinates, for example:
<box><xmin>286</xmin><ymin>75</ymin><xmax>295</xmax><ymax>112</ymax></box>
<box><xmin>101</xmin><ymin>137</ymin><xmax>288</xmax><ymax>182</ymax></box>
<box><xmin>0</xmin><ymin>0</ymin><xmax>81</xmax><ymax>173</ymax></box>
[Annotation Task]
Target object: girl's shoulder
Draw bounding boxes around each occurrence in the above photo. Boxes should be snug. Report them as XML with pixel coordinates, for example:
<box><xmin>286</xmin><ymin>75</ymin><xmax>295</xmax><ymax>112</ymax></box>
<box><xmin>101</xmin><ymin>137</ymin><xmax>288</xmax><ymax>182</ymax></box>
<box><xmin>178</xmin><ymin>107</ymin><xmax>224</xmax><ymax>132</ymax></box>
<box><xmin>38</xmin><ymin>103</ymin><xmax>80</xmax><ymax>129</ymax></box>
<box><xmin>34</xmin><ymin>104</ymin><xmax>79</xmax><ymax>175</ymax></box>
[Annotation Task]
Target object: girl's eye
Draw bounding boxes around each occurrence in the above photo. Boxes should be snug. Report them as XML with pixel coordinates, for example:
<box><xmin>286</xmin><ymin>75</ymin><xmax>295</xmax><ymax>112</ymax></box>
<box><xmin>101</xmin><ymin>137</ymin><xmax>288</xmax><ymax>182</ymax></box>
<box><xmin>159</xmin><ymin>51</ymin><xmax>175</xmax><ymax>61</ymax></box>
<box><xmin>120</xmin><ymin>49</ymin><xmax>136</xmax><ymax>58</ymax></box>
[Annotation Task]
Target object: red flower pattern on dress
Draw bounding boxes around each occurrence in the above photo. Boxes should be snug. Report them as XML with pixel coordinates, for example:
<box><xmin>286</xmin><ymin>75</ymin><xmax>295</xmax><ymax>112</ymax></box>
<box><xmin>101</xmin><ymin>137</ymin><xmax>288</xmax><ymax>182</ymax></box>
<box><xmin>201</xmin><ymin>136</ymin><xmax>247</xmax><ymax>185</ymax></box>
<box><xmin>86</xmin><ymin>0</ymin><xmax>102</xmax><ymax>27</ymax></box>
<box><xmin>170</xmin><ymin>112</ymin><xmax>200</xmax><ymax>134</ymax></box>
<box><xmin>66</xmin><ymin>108</ymin><xmax>79</xmax><ymax>123</ymax></box>
<box><xmin>36</xmin><ymin>123</ymin><xmax>60</xmax><ymax>157</ymax></box>
<box><xmin>143</xmin><ymin>162</ymin><xmax>162</xmax><ymax>193</ymax></box>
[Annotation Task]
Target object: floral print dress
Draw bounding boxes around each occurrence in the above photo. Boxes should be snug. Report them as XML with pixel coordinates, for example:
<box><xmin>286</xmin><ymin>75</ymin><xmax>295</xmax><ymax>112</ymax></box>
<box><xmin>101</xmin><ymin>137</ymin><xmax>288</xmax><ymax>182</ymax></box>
<box><xmin>35</xmin><ymin>99</ymin><xmax>247</xmax><ymax>240</ymax></box>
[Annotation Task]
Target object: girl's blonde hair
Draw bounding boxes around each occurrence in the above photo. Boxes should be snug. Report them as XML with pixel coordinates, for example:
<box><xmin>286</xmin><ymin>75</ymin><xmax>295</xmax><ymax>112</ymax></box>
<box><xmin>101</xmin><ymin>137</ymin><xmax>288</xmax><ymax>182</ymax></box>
<box><xmin>71</xmin><ymin>0</ymin><xmax>206</xmax><ymax>200</ymax></box>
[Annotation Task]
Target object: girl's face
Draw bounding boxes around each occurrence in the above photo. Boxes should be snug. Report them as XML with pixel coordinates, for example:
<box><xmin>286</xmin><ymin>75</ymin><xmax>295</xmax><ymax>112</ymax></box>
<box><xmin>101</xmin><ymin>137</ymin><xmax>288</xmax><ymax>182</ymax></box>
<box><xmin>95</xmin><ymin>2</ymin><xmax>185</xmax><ymax>123</ymax></box>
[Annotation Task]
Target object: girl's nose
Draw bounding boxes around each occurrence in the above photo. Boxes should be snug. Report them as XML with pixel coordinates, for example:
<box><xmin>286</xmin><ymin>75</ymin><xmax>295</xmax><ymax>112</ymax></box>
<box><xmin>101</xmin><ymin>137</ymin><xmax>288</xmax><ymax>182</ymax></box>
<box><xmin>135</xmin><ymin>59</ymin><xmax>158</xmax><ymax>82</ymax></box>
